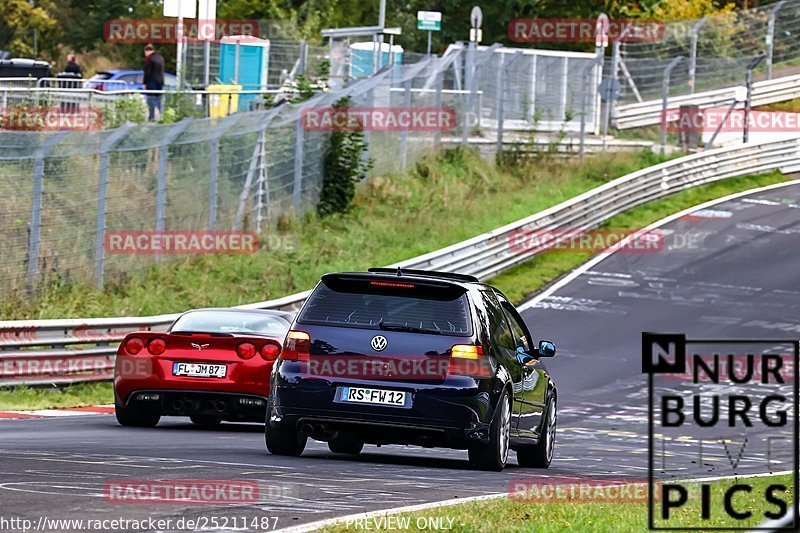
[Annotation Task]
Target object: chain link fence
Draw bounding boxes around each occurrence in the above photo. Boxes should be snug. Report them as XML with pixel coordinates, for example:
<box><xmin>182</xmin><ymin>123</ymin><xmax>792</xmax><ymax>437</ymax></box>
<box><xmin>0</xmin><ymin>44</ymin><xmax>602</xmax><ymax>298</ymax></box>
<box><xmin>616</xmin><ymin>0</ymin><xmax>800</xmax><ymax>104</ymax></box>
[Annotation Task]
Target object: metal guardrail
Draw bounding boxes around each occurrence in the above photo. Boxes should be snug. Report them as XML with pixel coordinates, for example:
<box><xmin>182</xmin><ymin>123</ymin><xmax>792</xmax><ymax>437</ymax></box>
<box><xmin>2</xmin><ymin>136</ymin><xmax>800</xmax><ymax>386</ymax></box>
<box><xmin>615</xmin><ymin>74</ymin><xmax>800</xmax><ymax>130</ymax></box>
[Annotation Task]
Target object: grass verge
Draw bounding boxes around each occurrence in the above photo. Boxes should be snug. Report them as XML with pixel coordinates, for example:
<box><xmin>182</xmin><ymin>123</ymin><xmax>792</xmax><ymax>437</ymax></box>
<box><xmin>0</xmin><ymin>381</ymin><xmax>112</xmax><ymax>410</ymax></box>
<box><xmin>320</xmin><ymin>474</ymin><xmax>794</xmax><ymax>532</ymax></box>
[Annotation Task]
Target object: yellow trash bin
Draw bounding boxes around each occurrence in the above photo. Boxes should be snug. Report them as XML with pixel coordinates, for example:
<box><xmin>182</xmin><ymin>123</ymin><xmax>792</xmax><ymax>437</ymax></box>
<box><xmin>208</xmin><ymin>84</ymin><xmax>241</xmax><ymax>118</ymax></box>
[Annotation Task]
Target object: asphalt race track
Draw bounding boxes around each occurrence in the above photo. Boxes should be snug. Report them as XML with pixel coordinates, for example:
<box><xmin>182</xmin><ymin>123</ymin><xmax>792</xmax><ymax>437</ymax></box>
<box><xmin>1</xmin><ymin>182</ymin><xmax>799</xmax><ymax>531</ymax></box>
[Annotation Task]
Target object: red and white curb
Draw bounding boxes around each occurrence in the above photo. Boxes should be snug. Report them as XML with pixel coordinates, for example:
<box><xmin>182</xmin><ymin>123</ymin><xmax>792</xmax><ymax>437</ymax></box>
<box><xmin>0</xmin><ymin>404</ymin><xmax>114</xmax><ymax>419</ymax></box>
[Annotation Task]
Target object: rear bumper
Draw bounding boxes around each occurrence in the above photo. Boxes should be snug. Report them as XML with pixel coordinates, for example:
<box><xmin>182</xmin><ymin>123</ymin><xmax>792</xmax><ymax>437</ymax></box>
<box><xmin>121</xmin><ymin>389</ymin><xmax>268</xmax><ymax>422</ymax></box>
<box><xmin>270</xmin><ymin>370</ymin><xmax>495</xmax><ymax>447</ymax></box>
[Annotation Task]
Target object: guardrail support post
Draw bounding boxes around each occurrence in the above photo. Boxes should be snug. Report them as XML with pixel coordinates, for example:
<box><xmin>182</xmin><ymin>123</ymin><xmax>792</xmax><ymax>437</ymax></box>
<box><xmin>766</xmin><ymin>1</ymin><xmax>787</xmax><ymax>80</ymax></box>
<box><xmin>660</xmin><ymin>56</ymin><xmax>684</xmax><ymax>157</ymax></box>
<box><xmin>27</xmin><ymin>131</ymin><xmax>68</xmax><ymax>292</ymax></box>
<box><xmin>688</xmin><ymin>17</ymin><xmax>707</xmax><ymax>94</ymax></box>
<box><xmin>94</xmin><ymin>124</ymin><xmax>135</xmax><ymax>289</ymax></box>
<box><xmin>155</xmin><ymin>119</ymin><xmax>192</xmax><ymax>261</ymax></box>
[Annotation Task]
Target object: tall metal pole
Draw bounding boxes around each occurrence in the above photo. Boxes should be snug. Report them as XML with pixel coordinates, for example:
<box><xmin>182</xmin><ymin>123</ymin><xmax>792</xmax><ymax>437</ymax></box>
<box><xmin>661</xmin><ymin>56</ymin><xmax>684</xmax><ymax>157</ymax></box>
<box><xmin>496</xmin><ymin>52</ymin><xmax>522</xmax><ymax>155</ymax></box>
<box><xmin>602</xmin><ymin>25</ymin><xmax>629</xmax><ymax>151</ymax></box>
<box><xmin>766</xmin><ymin>1</ymin><xmax>787</xmax><ymax>80</ymax></box>
<box><xmin>688</xmin><ymin>17</ymin><xmax>707</xmax><ymax>94</ymax></box>
<box><xmin>744</xmin><ymin>52</ymin><xmax>766</xmax><ymax>144</ymax></box>
<box><xmin>580</xmin><ymin>55</ymin><xmax>603</xmax><ymax>160</ymax></box>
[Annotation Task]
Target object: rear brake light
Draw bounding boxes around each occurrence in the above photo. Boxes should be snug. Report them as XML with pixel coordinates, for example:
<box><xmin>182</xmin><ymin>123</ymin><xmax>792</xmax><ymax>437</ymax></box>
<box><xmin>283</xmin><ymin>330</ymin><xmax>310</xmax><ymax>361</ymax></box>
<box><xmin>237</xmin><ymin>342</ymin><xmax>256</xmax><ymax>359</ymax></box>
<box><xmin>451</xmin><ymin>344</ymin><xmax>483</xmax><ymax>359</ymax></box>
<box><xmin>260</xmin><ymin>342</ymin><xmax>281</xmax><ymax>360</ymax></box>
<box><xmin>370</xmin><ymin>280</ymin><xmax>416</xmax><ymax>289</ymax></box>
<box><xmin>125</xmin><ymin>337</ymin><xmax>144</xmax><ymax>355</ymax></box>
<box><xmin>449</xmin><ymin>344</ymin><xmax>489</xmax><ymax>377</ymax></box>
<box><xmin>148</xmin><ymin>338</ymin><xmax>166</xmax><ymax>355</ymax></box>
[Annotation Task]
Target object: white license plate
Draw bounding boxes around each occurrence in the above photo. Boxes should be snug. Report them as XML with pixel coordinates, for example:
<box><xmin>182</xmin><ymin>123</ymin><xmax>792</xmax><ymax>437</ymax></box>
<box><xmin>341</xmin><ymin>387</ymin><xmax>407</xmax><ymax>407</ymax></box>
<box><xmin>172</xmin><ymin>362</ymin><xmax>227</xmax><ymax>378</ymax></box>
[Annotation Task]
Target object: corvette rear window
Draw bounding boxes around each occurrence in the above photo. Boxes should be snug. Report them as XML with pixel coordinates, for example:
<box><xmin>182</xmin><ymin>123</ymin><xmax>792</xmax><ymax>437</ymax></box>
<box><xmin>171</xmin><ymin>311</ymin><xmax>288</xmax><ymax>336</ymax></box>
<box><xmin>298</xmin><ymin>278</ymin><xmax>471</xmax><ymax>335</ymax></box>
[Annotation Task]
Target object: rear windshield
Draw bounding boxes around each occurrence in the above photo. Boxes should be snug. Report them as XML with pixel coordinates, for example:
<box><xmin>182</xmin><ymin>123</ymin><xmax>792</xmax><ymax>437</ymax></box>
<box><xmin>170</xmin><ymin>311</ymin><xmax>289</xmax><ymax>336</ymax></box>
<box><xmin>298</xmin><ymin>277</ymin><xmax>471</xmax><ymax>335</ymax></box>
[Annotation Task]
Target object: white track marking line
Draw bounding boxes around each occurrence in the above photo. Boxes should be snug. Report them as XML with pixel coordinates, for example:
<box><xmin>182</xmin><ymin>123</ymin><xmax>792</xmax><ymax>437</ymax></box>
<box><xmin>517</xmin><ymin>178</ymin><xmax>800</xmax><ymax>312</ymax></box>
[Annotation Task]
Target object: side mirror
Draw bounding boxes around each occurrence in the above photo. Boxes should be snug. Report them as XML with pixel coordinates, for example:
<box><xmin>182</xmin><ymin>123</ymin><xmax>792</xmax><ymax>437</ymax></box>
<box><xmin>515</xmin><ymin>346</ymin><xmax>535</xmax><ymax>365</ymax></box>
<box><xmin>538</xmin><ymin>340</ymin><xmax>556</xmax><ymax>357</ymax></box>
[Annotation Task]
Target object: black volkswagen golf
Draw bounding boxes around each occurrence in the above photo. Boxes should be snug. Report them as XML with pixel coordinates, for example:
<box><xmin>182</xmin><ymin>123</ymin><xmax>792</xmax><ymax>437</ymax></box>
<box><xmin>264</xmin><ymin>268</ymin><xmax>557</xmax><ymax>471</ymax></box>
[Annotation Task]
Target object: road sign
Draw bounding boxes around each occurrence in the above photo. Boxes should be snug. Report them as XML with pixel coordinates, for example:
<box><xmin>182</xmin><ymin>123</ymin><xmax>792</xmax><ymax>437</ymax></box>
<box><xmin>598</xmin><ymin>77</ymin><xmax>621</xmax><ymax>102</ymax></box>
<box><xmin>163</xmin><ymin>0</ymin><xmax>196</xmax><ymax>18</ymax></box>
<box><xmin>417</xmin><ymin>11</ymin><xmax>442</xmax><ymax>31</ymax></box>
<box><xmin>470</xmin><ymin>6</ymin><xmax>483</xmax><ymax>29</ymax></box>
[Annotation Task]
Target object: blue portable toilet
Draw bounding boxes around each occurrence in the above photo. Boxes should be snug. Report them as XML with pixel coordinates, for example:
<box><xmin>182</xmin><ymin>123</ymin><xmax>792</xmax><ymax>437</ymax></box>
<box><xmin>349</xmin><ymin>42</ymin><xmax>403</xmax><ymax>78</ymax></box>
<box><xmin>218</xmin><ymin>36</ymin><xmax>269</xmax><ymax>111</ymax></box>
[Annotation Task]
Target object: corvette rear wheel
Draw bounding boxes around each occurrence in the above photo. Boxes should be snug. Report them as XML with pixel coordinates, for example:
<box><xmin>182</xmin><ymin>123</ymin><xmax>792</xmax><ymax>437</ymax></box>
<box><xmin>328</xmin><ymin>433</ymin><xmax>364</xmax><ymax>455</ymax></box>
<box><xmin>115</xmin><ymin>404</ymin><xmax>160</xmax><ymax>428</ymax></box>
<box><xmin>190</xmin><ymin>414</ymin><xmax>221</xmax><ymax>426</ymax></box>
<box><xmin>468</xmin><ymin>389</ymin><xmax>511</xmax><ymax>472</ymax></box>
<box><xmin>517</xmin><ymin>396</ymin><xmax>556</xmax><ymax>468</ymax></box>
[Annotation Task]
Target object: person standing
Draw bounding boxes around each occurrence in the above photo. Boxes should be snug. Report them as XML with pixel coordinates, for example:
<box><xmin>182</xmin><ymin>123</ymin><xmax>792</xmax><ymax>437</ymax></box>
<box><xmin>143</xmin><ymin>44</ymin><xmax>165</xmax><ymax>121</ymax></box>
<box><xmin>65</xmin><ymin>53</ymin><xmax>81</xmax><ymax>75</ymax></box>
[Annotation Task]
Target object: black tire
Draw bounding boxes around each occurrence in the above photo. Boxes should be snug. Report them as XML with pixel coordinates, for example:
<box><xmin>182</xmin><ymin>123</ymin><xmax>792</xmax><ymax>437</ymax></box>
<box><xmin>516</xmin><ymin>396</ymin><xmax>557</xmax><ymax>468</ymax></box>
<box><xmin>190</xmin><ymin>414</ymin><xmax>221</xmax><ymax>426</ymax></box>
<box><xmin>264</xmin><ymin>401</ymin><xmax>307</xmax><ymax>456</ymax></box>
<box><xmin>115</xmin><ymin>404</ymin><xmax>160</xmax><ymax>428</ymax></box>
<box><xmin>468</xmin><ymin>389</ymin><xmax>512</xmax><ymax>472</ymax></box>
<box><xmin>328</xmin><ymin>433</ymin><xmax>364</xmax><ymax>455</ymax></box>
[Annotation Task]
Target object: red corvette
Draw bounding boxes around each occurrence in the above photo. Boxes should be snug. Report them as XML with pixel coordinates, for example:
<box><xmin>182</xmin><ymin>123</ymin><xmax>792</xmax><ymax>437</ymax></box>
<box><xmin>114</xmin><ymin>308</ymin><xmax>292</xmax><ymax>427</ymax></box>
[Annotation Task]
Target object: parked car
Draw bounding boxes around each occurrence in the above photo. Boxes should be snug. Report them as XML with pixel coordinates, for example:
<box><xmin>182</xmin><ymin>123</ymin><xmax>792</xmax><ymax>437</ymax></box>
<box><xmin>85</xmin><ymin>69</ymin><xmax>178</xmax><ymax>91</ymax></box>
<box><xmin>114</xmin><ymin>308</ymin><xmax>292</xmax><ymax>428</ymax></box>
<box><xmin>265</xmin><ymin>268</ymin><xmax>558</xmax><ymax>471</ymax></box>
<box><xmin>0</xmin><ymin>58</ymin><xmax>52</xmax><ymax>80</ymax></box>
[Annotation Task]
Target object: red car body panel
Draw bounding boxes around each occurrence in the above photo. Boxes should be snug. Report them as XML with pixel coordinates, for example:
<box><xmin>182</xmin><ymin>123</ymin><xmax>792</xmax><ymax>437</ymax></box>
<box><xmin>114</xmin><ymin>331</ymin><xmax>283</xmax><ymax>405</ymax></box>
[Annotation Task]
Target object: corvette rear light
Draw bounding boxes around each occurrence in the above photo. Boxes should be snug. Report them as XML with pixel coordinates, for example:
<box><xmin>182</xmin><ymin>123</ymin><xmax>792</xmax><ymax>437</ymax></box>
<box><xmin>260</xmin><ymin>342</ymin><xmax>281</xmax><ymax>361</ymax></box>
<box><xmin>125</xmin><ymin>337</ymin><xmax>144</xmax><ymax>355</ymax></box>
<box><xmin>237</xmin><ymin>342</ymin><xmax>256</xmax><ymax>359</ymax></box>
<box><xmin>148</xmin><ymin>338</ymin><xmax>166</xmax><ymax>355</ymax></box>
<box><xmin>283</xmin><ymin>330</ymin><xmax>310</xmax><ymax>361</ymax></box>
<box><xmin>451</xmin><ymin>345</ymin><xmax>483</xmax><ymax>360</ymax></box>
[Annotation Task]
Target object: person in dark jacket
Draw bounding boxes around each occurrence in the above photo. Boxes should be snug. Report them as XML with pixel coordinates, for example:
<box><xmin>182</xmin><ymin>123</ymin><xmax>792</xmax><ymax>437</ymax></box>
<box><xmin>143</xmin><ymin>44</ymin><xmax>165</xmax><ymax>121</ymax></box>
<box><xmin>65</xmin><ymin>53</ymin><xmax>81</xmax><ymax>75</ymax></box>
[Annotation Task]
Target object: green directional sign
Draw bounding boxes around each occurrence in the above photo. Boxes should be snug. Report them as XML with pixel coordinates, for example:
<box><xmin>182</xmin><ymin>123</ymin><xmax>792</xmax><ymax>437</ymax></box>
<box><xmin>417</xmin><ymin>11</ymin><xmax>442</xmax><ymax>31</ymax></box>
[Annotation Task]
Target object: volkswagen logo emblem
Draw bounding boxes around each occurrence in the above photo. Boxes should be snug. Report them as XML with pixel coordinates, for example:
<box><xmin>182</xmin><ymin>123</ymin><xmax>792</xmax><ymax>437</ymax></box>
<box><xmin>370</xmin><ymin>335</ymin><xmax>388</xmax><ymax>352</ymax></box>
<box><xmin>191</xmin><ymin>343</ymin><xmax>210</xmax><ymax>350</ymax></box>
